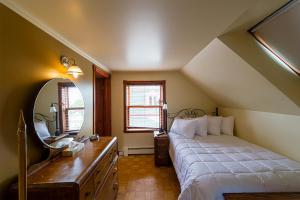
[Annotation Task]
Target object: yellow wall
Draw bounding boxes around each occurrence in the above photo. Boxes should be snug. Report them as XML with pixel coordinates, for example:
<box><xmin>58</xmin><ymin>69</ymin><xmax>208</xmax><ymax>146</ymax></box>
<box><xmin>183</xmin><ymin>37</ymin><xmax>300</xmax><ymax>164</ymax></box>
<box><xmin>220</xmin><ymin>107</ymin><xmax>300</xmax><ymax>162</ymax></box>
<box><xmin>2</xmin><ymin>1</ymin><xmax>299</xmax><ymax>198</ymax></box>
<box><xmin>182</xmin><ymin>38</ymin><xmax>300</xmax><ymax>115</ymax></box>
<box><xmin>219</xmin><ymin>31</ymin><xmax>300</xmax><ymax>107</ymax></box>
<box><xmin>111</xmin><ymin>71</ymin><xmax>216</xmax><ymax>152</ymax></box>
<box><xmin>0</xmin><ymin>4</ymin><xmax>95</xmax><ymax>198</ymax></box>
<box><xmin>215</xmin><ymin>30</ymin><xmax>300</xmax><ymax>163</ymax></box>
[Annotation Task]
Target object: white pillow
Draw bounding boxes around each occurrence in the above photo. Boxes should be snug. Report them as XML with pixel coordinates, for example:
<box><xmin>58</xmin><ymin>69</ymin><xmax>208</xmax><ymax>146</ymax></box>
<box><xmin>170</xmin><ymin>118</ymin><xmax>197</xmax><ymax>139</ymax></box>
<box><xmin>195</xmin><ymin>115</ymin><xmax>208</xmax><ymax>137</ymax></box>
<box><xmin>34</xmin><ymin>120</ymin><xmax>51</xmax><ymax>139</ymax></box>
<box><xmin>207</xmin><ymin>116</ymin><xmax>222</xmax><ymax>135</ymax></box>
<box><xmin>221</xmin><ymin>116</ymin><xmax>234</xmax><ymax>135</ymax></box>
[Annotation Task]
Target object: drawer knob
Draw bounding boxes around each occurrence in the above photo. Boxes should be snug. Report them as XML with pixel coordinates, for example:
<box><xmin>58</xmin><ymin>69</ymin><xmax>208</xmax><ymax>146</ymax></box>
<box><xmin>85</xmin><ymin>191</ymin><xmax>91</xmax><ymax>197</ymax></box>
<box><xmin>113</xmin><ymin>183</ymin><xmax>118</xmax><ymax>191</ymax></box>
<box><xmin>113</xmin><ymin>167</ymin><xmax>118</xmax><ymax>175</ymax></box>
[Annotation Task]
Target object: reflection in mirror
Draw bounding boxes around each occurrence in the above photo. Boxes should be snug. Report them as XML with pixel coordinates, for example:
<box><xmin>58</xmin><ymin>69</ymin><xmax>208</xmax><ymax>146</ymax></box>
<box><xmin>34</xmin><ymin>78</ymin><xmax>85</xmax><ymax>149</ymax></box>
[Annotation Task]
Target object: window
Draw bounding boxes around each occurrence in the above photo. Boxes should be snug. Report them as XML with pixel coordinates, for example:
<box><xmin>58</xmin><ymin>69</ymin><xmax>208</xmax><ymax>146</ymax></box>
<box><xmin>58</xmin><ymin>82</ymin><xmax>84</xmax><ymax>134</ymax></box>
<box><xmin>124</xmin><ymin>81</ymin><xmax>166</xmax><ymax>132</ymax></box>
<box><xmin>250</xmin><ymin>0</ymin><xmax>300</xmax><ymax>76</ymax></box>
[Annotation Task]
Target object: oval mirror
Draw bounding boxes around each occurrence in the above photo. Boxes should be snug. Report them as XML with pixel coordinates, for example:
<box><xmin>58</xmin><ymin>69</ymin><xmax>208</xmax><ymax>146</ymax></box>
<box><xmin>33</xmin><ymin>78</ymin><xmax>85</xmax><ymax>149</ymax></box>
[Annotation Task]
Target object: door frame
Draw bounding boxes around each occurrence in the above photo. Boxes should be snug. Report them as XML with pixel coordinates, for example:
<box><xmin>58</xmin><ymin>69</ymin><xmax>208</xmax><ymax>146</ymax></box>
<box><xmin>93</xmin><ymin>65</ymin><xmax>111</xmax><ymax>135</ymax></box>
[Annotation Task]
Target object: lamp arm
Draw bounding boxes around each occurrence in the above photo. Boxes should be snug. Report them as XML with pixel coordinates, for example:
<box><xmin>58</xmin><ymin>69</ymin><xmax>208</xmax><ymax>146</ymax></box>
<box><xmin>68</xmin><ymin>58</ymin><xmax>76</xmax><ymax>65</ymax></box>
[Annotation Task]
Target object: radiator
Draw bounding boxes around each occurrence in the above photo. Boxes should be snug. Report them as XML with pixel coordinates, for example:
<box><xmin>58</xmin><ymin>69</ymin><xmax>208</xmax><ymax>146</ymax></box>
<box><xmin>123</xmin><ymin>146</ymin><xmax>154</xmax><ymax>156</ymax></box>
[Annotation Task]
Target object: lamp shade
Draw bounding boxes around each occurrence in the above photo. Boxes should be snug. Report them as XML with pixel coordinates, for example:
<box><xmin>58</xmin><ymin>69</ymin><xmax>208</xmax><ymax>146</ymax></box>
<box><xmin>162</xmin><ymin>103</ymin><xmax>168</xmax><ymax>110</ymax></box>
<box><xmin>67</xmin><ymin>64</ymin><xmax>83</xmax><ymax>78</ymax></box>
<box><xmin>49</xmin><ymin>104</ymin><xmax>57</xmax><ymax>113</ymax></box>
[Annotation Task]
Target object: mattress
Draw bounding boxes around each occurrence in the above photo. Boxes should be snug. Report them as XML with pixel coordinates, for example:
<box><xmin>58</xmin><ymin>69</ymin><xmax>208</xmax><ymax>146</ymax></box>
<box><xmin>169</xmin><ymin>132</ymin><xmax>300</xmax><ymax>200</ymax></box>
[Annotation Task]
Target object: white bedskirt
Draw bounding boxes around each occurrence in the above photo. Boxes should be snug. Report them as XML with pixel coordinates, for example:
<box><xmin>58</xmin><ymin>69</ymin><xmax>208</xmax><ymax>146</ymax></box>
<box><xmin>169</xmin><ymin>132</ymin><xmax>300</xmax><ymax>200</ymax></box>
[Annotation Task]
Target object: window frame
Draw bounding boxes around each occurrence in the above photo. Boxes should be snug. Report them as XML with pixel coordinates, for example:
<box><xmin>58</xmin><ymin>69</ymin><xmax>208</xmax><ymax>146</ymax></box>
<box><xmin>123</xmin><ymin>80</ymin><xmax>166</xmax><ymax>133</ymax></box>
<box><xmin>58</xmin><ymin>82</ymin><xmax>84</xmax><ymax>135</ymax></box>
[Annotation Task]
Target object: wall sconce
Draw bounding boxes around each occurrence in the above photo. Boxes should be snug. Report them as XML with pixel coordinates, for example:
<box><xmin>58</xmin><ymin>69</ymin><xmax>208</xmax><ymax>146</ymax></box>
<box><xmin>60</xmin><ymin>56</ymin><xmax>83</xmax><ymax>78</ymax></box>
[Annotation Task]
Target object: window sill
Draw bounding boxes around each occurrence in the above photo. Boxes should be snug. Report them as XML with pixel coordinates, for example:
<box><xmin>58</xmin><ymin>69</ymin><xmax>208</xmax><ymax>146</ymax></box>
<box><xmin>124</xmin><ymin>129</ymin><xmax>158</xmax><ymax>133</ymax></box>
<box><xmin>64</xmin><ymin>131</ymin><xmax>79</xmax><ymax>135</ymax></box>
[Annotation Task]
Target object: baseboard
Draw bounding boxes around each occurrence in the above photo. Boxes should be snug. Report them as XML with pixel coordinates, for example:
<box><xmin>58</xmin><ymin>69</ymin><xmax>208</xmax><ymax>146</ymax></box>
<box><xmin>123</xmin><ymin>146</ymin><xmax>154</xmax><ymax>156</ymax></box>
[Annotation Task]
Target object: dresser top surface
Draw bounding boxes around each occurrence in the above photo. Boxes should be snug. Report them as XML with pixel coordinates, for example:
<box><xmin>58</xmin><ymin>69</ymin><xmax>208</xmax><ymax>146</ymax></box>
<box><xmin>28</xmin><ymin>136</ymin><xmax>117</xmax><ymax>185</ymax></box>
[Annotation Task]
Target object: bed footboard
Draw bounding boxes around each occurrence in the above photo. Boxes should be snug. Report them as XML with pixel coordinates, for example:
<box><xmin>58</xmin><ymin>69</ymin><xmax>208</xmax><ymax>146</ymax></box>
<box><xmin>223</xmin><ymin>192</ymin><xmax>300</xmax><ymax>200</ymax></box>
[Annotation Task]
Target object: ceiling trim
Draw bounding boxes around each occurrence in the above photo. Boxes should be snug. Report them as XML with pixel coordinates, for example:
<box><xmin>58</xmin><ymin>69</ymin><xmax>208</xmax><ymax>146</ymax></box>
<box><xmin>0</xmin><ymin>0</ymin><xmax>110</xmax><ymax>72</ymax></box>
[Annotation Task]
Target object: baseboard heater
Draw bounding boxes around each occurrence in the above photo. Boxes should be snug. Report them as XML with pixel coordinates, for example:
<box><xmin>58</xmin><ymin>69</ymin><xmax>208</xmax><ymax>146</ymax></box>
<box><xmin>123</xmin><ymin>146</ymin><xmax>154</xmax><ymax>156</ymax></box>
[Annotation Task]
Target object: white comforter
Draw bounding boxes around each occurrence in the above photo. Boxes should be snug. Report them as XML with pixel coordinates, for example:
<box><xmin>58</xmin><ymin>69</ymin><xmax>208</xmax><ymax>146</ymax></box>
<box><xmin>169</xmin><ymin>132</ymin><xmax>300</xmax><ymax>200</ymax></box>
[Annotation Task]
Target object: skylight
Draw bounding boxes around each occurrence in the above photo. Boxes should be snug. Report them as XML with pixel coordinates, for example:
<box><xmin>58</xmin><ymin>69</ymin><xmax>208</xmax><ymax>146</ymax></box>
<box><xmin>250</xmin><ymin>0</ymin><xmax>300</xmax><ymax>76</ymax></box>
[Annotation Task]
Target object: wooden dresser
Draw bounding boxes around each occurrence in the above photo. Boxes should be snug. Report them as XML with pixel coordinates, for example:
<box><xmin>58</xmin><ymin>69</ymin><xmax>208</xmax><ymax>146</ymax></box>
<box><xmin>11</xmin><ymin>137</ymin><xmax>118</xmax><ymax>200</ymax></box>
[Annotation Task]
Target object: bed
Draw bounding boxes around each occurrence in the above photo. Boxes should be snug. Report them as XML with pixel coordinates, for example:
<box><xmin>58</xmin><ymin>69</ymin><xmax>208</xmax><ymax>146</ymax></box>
<box><xmin>168</xmin><ymin>109</ymin><xmax>300</xmax><ymax>200</ymax></box>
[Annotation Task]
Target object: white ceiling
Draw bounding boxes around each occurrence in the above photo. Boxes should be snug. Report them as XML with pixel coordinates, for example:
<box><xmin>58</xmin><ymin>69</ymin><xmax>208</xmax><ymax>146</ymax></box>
<box><xmin>2</xmin><ymin>0</ymin><xmax>261</xmax><ymax>71</ymax></box>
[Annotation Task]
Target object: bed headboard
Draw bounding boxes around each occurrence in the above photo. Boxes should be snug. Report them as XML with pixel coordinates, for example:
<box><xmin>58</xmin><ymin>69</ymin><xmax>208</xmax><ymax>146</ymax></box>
<box><xmin>167</xmin><ymin>108</ymin><xmax>206</xmax><ymax>130</ymax></box>
<box><xmin>167</xmin><ymin>107</ymin><xmax>218</xmax><ymax>131</ymax></box>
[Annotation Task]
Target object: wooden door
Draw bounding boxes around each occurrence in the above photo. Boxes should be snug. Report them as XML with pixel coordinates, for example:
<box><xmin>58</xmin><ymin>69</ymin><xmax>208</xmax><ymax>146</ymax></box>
<box><xmin>93</xmin><ymin>65</ymin><xmax>111</xmax><ymax>136</ymax></box>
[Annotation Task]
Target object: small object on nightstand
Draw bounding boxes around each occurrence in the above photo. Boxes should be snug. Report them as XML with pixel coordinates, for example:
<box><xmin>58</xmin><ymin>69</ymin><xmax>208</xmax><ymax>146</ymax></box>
<box><xmin>89</xmin><ymin>135</ymin><xmax>99</xmax><ymax>141</ymax></box>
<box><xmin>156</xmin><ymin>132</ymin><xmax>164</xmax><ymax>136</ymax></box>
<box><xmin>154</xmin><ymin>130</ymin><xmax>166</xmax><ymax>137</ymax></box>
<box><xmin>154</xmin><ymin>131</ymin><xmax>170</xmax><ymax>167</ymax></box>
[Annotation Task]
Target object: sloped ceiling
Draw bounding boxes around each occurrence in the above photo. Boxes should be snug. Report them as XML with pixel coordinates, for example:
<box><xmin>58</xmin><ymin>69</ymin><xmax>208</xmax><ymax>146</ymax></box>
<box><xmin>181</xmin><ymin>0</ymin><xmax>300</xmax><ymax>115</ymax></box>
<box><xmin>218</xmin><ymin>0</ymin><xmax>300</xmax><ymax>108</ymax></box>
<box><xmin>219</xmin><ymin>31</ymin><xmax>300</xmax><ymax>108</ymax></box>
<box><xmin>224</xmin><ymin>0</ymin><xmax>288</xmax><ymax>33</ymax></box>
<box><xmin>2</xmin><ymin>0</ymin><xmax>298</xmax><ymax>115</ymax></box>
<box><xmin>1</xmin><ymin>0</ymin><xmax>258</xmax><ymax>71</ymax></box>
<box><xmin>182</xmin><ymin>38</ymin><xmax>300</xmax><ymax>115</ymax></box>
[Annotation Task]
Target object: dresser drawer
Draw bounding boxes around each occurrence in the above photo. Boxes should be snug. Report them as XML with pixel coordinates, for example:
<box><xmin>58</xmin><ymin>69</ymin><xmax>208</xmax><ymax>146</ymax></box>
<box><xmin>94</xmin><ymin>142</ymin><xmax>118</xmax><ymax>191</ymax></box>
<box><xmin>154</xmin><ymin>134</ymin><xmax>170</xmax><ymax>167</ymax></box>
<box><xmin>10</xmin><ymin>138</ymin><xmax>118</xmax><ymax>200</ymax></box>
<box><xmin>155</xmin><ymin>138</ymin><xmax>169</xmax><ymax>145</ymax></box>
<box><xmin>157</xmin><ymin>154</ymin><xmax>169</xmax><ymax>160</ymax></box>
<box><xmin>80</xmin><ymin>177</ymin><xmax>95</xmax><ymax>200</ymax></box>
<box><xmin>95</xmin><ymin>161</ymin><xmax>118</xmax><ymax>200</ymax></box>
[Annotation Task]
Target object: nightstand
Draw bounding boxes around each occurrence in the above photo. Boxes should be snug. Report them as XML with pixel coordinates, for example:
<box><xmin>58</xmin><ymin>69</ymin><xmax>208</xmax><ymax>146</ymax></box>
<box><xmin>154</xmin><ymin>131</ymin><xmax>171</xmax><ymax>167</ymax></box>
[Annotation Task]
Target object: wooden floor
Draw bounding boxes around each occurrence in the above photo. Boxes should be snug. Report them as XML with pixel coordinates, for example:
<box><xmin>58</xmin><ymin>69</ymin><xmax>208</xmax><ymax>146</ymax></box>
<box><xmin>117</xmin><ymin>155</ymin><xmax>180</xmax><ymax>200</ymax></box>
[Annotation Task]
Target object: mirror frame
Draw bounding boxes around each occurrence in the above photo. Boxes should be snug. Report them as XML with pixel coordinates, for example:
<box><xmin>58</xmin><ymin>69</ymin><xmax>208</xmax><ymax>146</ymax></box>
<box><xmin>31</xmin><ymin>78</ymin><xmax>85</xmax><ymax>150</ymax></box>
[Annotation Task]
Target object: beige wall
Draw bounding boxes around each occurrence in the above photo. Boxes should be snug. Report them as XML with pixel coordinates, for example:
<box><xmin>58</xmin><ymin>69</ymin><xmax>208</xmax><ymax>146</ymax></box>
<box><xmin>2</xmin><ymin>1</ymin><xmax>299</xmax><ymax>198</ymax></box>
<box><xmin>216</xmin><ymin>9</ymin><xmax>300</xmax><ymax>163</ymax></box>
<box><xmin>111</xmin><ymin>71</ymin><xmax>216</xmax><ymax>152</ymax></box>
<box><xmin>0</xmin><ymin>4</ymin><xmax>95</xmax><ymax>198</ymax></box>
<box><xmin>220</xmin><ymin>107</ymin><xmax>300</xmax><ymax>162</ymax></box>
<box><xmin>219</xmin><ymin>31</ymin><xmax>300</xmax><ymax>107</ymax></box>
<box><xmin>182</xmin><ymin>38</ymin><xmax>300</xmax><ymax>116</ymax></box>
<box><xmin>182</xmin><ymin>37</ymin><xmax>300</xmax><ymax>164</ymax></box>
